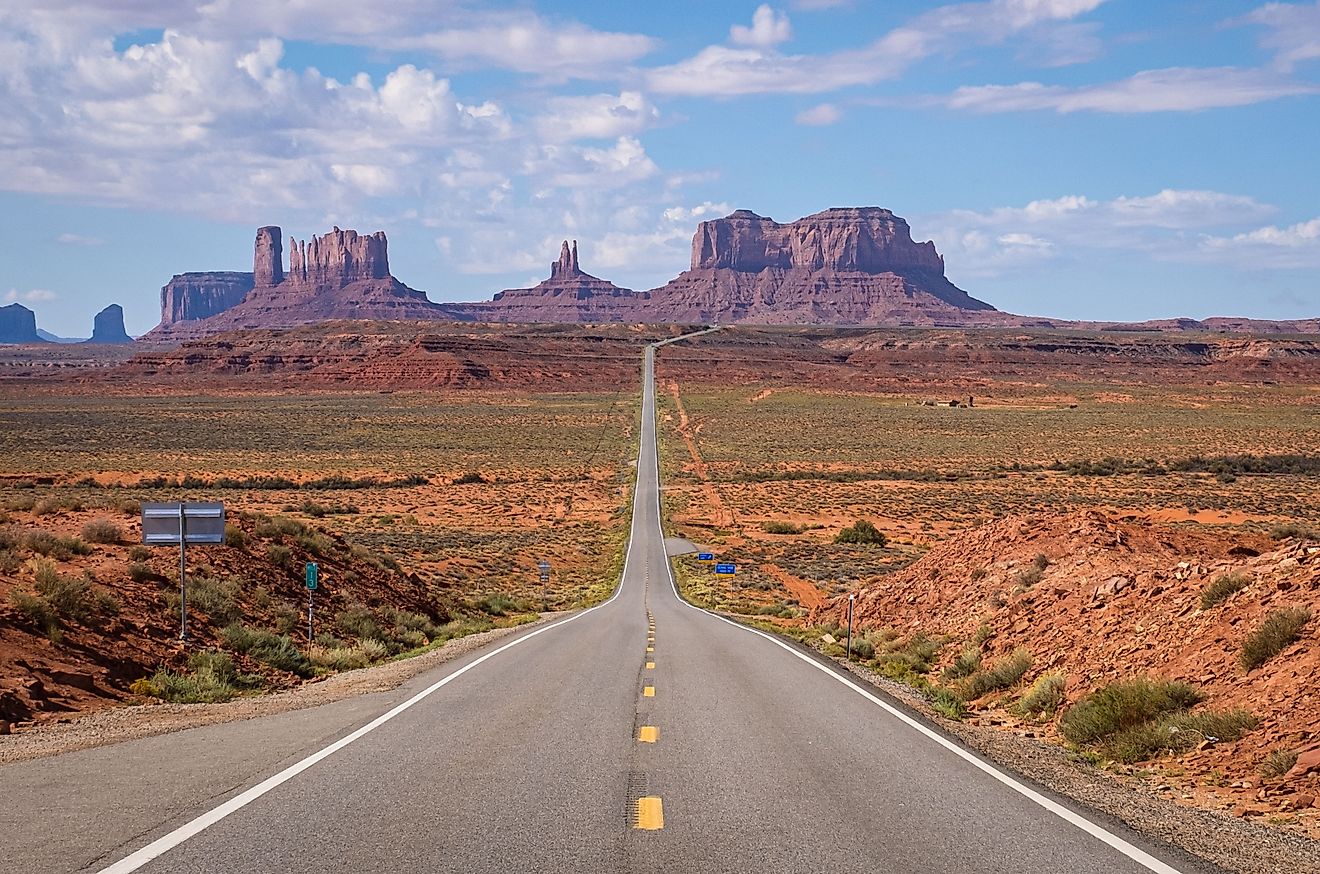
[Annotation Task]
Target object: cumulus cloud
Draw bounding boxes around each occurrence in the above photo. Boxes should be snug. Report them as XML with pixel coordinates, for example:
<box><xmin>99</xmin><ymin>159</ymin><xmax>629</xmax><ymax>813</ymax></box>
<box><xmin>1200</xmin><ymin>217</ymin><xmax>1320</xmax><ymax>268</ymax></box>
<box><xmin>535</xmin><ymin>91</ymin><xmax>661</xmax><ymax>141</ymax></box>
<box><xmin>731</xmin><ymin>5</ymin><xmax>793</xmax><ymax>49</ymax></box>
<box><xmin>4</xmin><ymin>288</ymin><xmax>58</xmax><ymax>303</ymax></box>
<box><xmin>648</xmin><ymin>0</ymin><xmax>1107</xmax><ymax>96</ymax></box>
<box><xmin>1242</xmin><ymin>0</ymin><xmax>1320</xmax><ymax>70</ymax></box>
<box><xmin>795</xmin><ymin>102</ymin><xmax>842</xmax><ymax>125</ymax></box>
<box><xmin>943</xmin><ymin>66</ymin><xmax>1319</xmax><ymax>113</ymax></box>
<box><xmin>923</xmin><ymin>189</ymin><xmax>1283</xmax><ymax>277</ymax></box>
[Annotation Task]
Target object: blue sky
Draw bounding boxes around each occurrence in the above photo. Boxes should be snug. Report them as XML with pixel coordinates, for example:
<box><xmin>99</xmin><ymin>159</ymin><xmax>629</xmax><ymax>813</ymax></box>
<box><xmin>1</xmin><ymin>0</ymin><xmax>1318</xmax><ymax>335</ymax></box>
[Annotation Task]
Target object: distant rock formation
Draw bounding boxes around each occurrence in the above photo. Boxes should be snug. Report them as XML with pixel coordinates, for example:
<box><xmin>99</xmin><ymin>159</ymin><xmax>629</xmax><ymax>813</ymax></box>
<box><xmin>464</xmin><ymin>240</ymin><xmax>649</xmax><ymax>322</ymax></box>
<box><xmin>160</xmin><ymin>272</ymin><xmax>256</xmax><ymax>324</ymax></box>
<box><xmin>0</xmin><ymin>303</ymin><xmax>44</xmax><ymax>344</ymax></box>
<box><xmin>86</xmin><ymin>304</ymin><xmax>133</xmax><ymax>344</ymax></box>
<box><xmin>145</xmin><ymin>226</ymin><xmax>459</xmax><ymax>341</ymax></box>
<box><xmin>642</xmin><ymin>208</ymin><xmax>995</xmax><ymax>325</ymax></box>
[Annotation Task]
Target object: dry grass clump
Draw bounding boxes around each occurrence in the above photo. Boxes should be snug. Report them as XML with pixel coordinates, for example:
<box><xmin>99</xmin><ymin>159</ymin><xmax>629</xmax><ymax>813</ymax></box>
<box><xmin>961</xmin><ymin>648</ymin><xmax>1032</xmax><ymax>699</ymax></box>
<box><xmin>1259</xmin><ymin>748</ymin><xmax>1298</xmax><ymax>778</ymax></box>
<box><xmin>1200</xmin><ymin>573</ymin><xmax>1250</xmax><ymax>609</ymax></box>
<box><xmin>80</xmin><ymin>518</ymin><xmax>123</xmax><ymax>544</ymax></box>
<box><xmin>1017</xmin><ymin>671</ymin><xmax>1067</xmax><ymax>718</ymax></box>
<box><xmin>1240</xmin><ymin>606</ymin><xmax>1311</xmax><ymax>670</ymax></box>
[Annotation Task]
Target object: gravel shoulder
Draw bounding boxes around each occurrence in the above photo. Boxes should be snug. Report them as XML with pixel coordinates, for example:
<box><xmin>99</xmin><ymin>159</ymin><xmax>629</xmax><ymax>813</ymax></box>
<box><xmin>0</xmin><ymin>612</ymin><xmax>566</xmax><ymax>766</ymax></box>
<box><xmin>772</xmin><ymin>624</ymin><xmax>1320</xmax><ymax>874</ymax></box>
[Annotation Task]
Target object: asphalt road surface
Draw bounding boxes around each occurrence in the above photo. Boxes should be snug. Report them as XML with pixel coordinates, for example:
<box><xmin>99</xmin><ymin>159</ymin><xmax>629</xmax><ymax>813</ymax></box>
<box><xmin>1</xmin><ymin>332</ymin><xmax>1220</xmax><ymax>874</ymax></box>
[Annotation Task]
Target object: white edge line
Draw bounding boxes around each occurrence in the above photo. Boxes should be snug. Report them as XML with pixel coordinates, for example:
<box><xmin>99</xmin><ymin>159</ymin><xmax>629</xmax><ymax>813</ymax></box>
<box><xmin>647</xmin><ymin>344</ymin><xmax>1187</xmax><ymax>874</ymax></box>
<box><xmin>96</xmin><ymin>362</ymin><xmax>655</xmax><ymax>874</ymax></box>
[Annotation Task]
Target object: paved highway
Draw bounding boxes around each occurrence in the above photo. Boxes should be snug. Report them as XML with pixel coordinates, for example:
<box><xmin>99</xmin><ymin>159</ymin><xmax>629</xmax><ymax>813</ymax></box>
<box><xmin>1</xmin><ymin>333</ymin><xmax>1217</xmax><ymax>873</ymax></box>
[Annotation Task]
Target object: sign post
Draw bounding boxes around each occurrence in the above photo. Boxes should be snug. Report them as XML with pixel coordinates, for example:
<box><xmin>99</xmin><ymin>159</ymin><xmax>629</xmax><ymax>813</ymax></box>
<box><xmin>142</xmin><ymin>502</ymin><xmax>225</xmax><ymax>641</ymax></box>
<box><xmin>846</xmin><ymin>593</ymin><xmax>856</xmax><ymax>662</ymax></box>
<box><xmin>538</xmin><ymin>559</ymin><xmax>551</xmax><ymax>612</ymax></box>
<box><xmin>305</xmin><ymin>562</ymin><xmax>318</xmax><ymax>641</ymax></box>
<box><xmin>715</xmin><ymin>563</ymin><xmax>737</xmax><ymax>576</ymax></box>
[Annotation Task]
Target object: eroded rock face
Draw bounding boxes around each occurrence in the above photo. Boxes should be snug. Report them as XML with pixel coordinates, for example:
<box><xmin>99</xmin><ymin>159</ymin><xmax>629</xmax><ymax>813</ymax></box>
<box><xmin>159</xmin><ymin>272</ymin><xmax>256</xmax><ymax>324</ymax></box>
<box><xmin>286</xmin><ymin>227</ymin><xmax>389</xmax><ymax>287</ymax></box>
<box><xmin>691</xmin><ymin>207</ymin><xmax>946</xmax><ymax>274</ymax></box>
<box><xmin>466</xmin><ymin>240</ymin><xmax>648</xmax><ymax>322</ymax></box>
<box><xmin>87</xmin><ymin>304</ymin><xmax>133</xmax><ymax>344</ymax></box>
<box><xmin>254</xmin><ymin>226</ymin><xmax>284</xmax><ymax>287</ymax></box>
<box><xmin>0</xmin><ymin>303</ymin><xmax>43</xmax><ymax>344</ymax></box>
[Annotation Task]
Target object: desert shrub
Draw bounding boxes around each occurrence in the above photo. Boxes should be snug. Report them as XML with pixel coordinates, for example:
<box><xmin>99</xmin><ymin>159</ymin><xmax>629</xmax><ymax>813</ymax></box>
<box><xmin>973</xmin><ymin>622</ymin><xmax>994</xmax><ymax>645</ymax></box>
<box><xmin>0</xmin><ymin>526</ymin><xmax>18</xmax><ymax>551</ymax></box>
<box><xmin>1240</xmin><ymin>607</ymin><xmax>1311</xmax><ymax>670</ymax></box>
<box><xmin>81</xmin><ymin>519</ymin><xmax>122</xmax><ymax>544</ymax></box>
<box><xmin>10</xmin><ymin>591</ymin><xmax>60</xmax><ymax>640</ymax></box>
<box><xmin>128</xmin><ymin>545</ymin><xmax>151</xmax><ymax>561</ymax></box>
<box><xmin>1104</xmin><ymin>709</ymin><xmax>1258</xmax><ymax>763</ymax></box>
<box><xmin>116</xmin><ymin>498</ymin><xmax>141</xmax><ymax>515</ymax></box>
<box><xmin>24</xmin><ymin>531</ymin><xmax>93</xmax><ymax>560</ymax></box>
<box><xmin>32</xmin><ymin>567</ymin><xmax>92</xmax><ymax>621</ymax></box>
<box><xmin>941</xmin><ymin>646</ymin><xmax>983</xmax><ymax>682</ymax></box>
<box><xmin>849</xmin><ymin>638</ymin><xmax>875</xmax><ymax>660</ymax></box>
<box><xmin>220</xmin><ymin>623</ymin><xmax>312</xmax><ymax>677</ymax></box>
<box><xmin>294</xmin><ymin>530</ymin><xmax>333</xmax><ymax>557</ymax></box>
<box><xmin>1269</xmin><ymin>522</ymin><xmax>1317</xmax><ymax>541</ymax></box>
<box><xmin>128</xmin><ymin>562</ymin><xmax>154</xmax><ymax>582</ymax></box>
<box><xmin>1260</xmin><ymin>748</ymin><xmax>1299</xmax><ymax>778</ymax></box>
<box><xmin>32</xmin><ymin>496</ymin><xmax>63</xmax><ymax>516</ymax></box>
<box><xmin>927</xmin><ymin>686</ymin><xmax>966</xmax><ymax>720</ymax></box>
<box><xmin>1200</xmin><ymin>573</ymin><xmax>1251</xmax><ymax>609</ymax></box>
<box><xmin>1059</xmin><ymin>678</ymin><xmax>1202</xmax><ymax>745</ymax></box>
<box><xmin>336</xmin><ymin>605</ymin><xmax>386</xmax><ymax>641</ymax></box>
<box><xmin>478</xmin><ymin>593</ymin><xmax>517</xmax><ymax>616</ymax></box>
<box><xmin>265</xmin><ymin>544</ymin><xmax>293</xmax><ymax>569</ymax></box>
<box><xmin>143</xmin><ymin>650</ymin><xmax>258</xmax><ymax>703</ymax></box>
<box><xmin>0</xmin><ymin>548</ymin><xmax>20</xmax><ymax>574</ymax></box>
<box><xmin>963</xmin><ymin>648</ymin><xmax>1032</xmax><ymax>699</ymax></box>
<box><xmin>1032</xmin><ymin>553</ymin><xmax>1051</xmax><ymax>571</ymax></box>
<box><xmin>453</xmin><ymin>471</ymin><xmax>486</xmax><ymax>485</ymax></box>
<box><xmin>762</xmin><ymin>520</ymin><xmax>802</xmax><ymax>535</ymax></box>
<box><xmin>1017</xmin><ymin>672</ymin><xmax>1067</xmax><ymax>717</ymax></box>
<box><xmin>874</xmin><ymin>632</ymin><xmax>943</xmax><ymax>678</ymax></box>
<box><xmin>970</xmin><ymin>568</ymin><xmax>988</xmax><ymax>582</ymax></box>
<box><xmin>835</xmin><ymin>520</ymin><xmax>887</xmax><ymax>546</ymax></box>
<box><xmin>1015</xmin><ymin>566</ymin><xmax>1043</xmax><ymax>588</ymax></box>
<box><xmin>223</xmin><ymin>524</ymin><xmax>248</xmax><ymax>549</ymax></box>
<box><xmin>5</xmin><ymin>494</ymin><xmax>36</xmax><ymax>511</ymax></box>
<box><xmin>254</xmin><ymin>515</ymin><xmax>308</xmax><ymax>539</ymax></box>
<box><xmin>188</xmin><ymin>576</ymin><xmax>241</xmax><ymax>624</ymax></box>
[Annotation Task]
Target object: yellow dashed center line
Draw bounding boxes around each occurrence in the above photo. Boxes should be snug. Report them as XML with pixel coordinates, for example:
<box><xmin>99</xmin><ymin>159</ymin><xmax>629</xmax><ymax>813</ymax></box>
<box><xmin>643</xmin><ymin>685</ymin><xmax>655</xmax><ymax>697</ymax></box>
<box><xmin>646</xmin><ymin>646</ymin><xmax>654</xmax><ymax>652</ymax></box>
<box><xmin>635</xmin><ymin>796</ymin><xmax>664</xmax><ymax>830</ymax></box>
<box><xmin>638</xmin><ymin>725</ymin><xmax>658</xmax><ymax>743</ymax></box>
<box><xmin>646</xmin><ymin>661</ymin><xmax>655</xmax><ymax>670</ymax></box>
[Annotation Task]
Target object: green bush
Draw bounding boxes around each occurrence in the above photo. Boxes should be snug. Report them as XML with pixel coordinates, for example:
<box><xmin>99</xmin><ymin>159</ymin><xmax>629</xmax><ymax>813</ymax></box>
<box><xmin>478</xmin><ymin>593</ymin><xmax>518</xmax><ymax>616</ymax></box>
<box><xmin>941</xmin><ymin>646</ymin><xmax>983</xmax><ymax>682</ymax></box>
<box><xmin>1017</xmin><ymin>671</ymin><xmax>1067</xmax><ymax>717</ymax></box>
<box><xmin>187</xmin><ymin>576</ymin><xmax>241</xmax><ymax>625</ymax></box>
<box><xmin>762</xmin><ymin>520</ymin><xmax>802</xmax><ymax>535</ymax></box>
<box><xmin>144</xmin><ymin>651</ymin><xmax>256</xmax><ymax>703</ymax></box>
<box><xmin>24</xmin><ymin>531</ymin><xmax>93</xmax><ymax>560</ymax></box>
<box><xmin>962</xmin><ymin>648</ymin><xmax>1032</xmax><ymax>699</ymax></box>
<box><xmin>1059</xmin><ymin>678</ymin><xmax>1202</xmax><ymax>745</ymax></box>
<box><xmin>873</xmin><ymin>632</ymin><xmax>943</xmax><ymax>678</ymax></box>
<box><xmin>128</xmin><ymin>562</ymin><xmax>154</xmax><ymax>582</ymax></box>
<box><xmin>453</xmin><ymin>471</ymin><xmax>486</xmax><ymax>485</ymax></box>
<box><xmin>128</xmin><ymin>545</ymin><xmax>152</xmax><ymax>561</ymax></box>
<box><xmin>927</xmin><ymin>686</ymin><xmax>966</xmax><ymax>720</ymax></box>
<box><xmin>1200</xmin><ymin>573</ymin><xmax>1251</xmax><ymax>609</ymax></box>
<box><xmin>835</xmin><ymin>519</ymin><xmax>887</xmax><ymax>546</ymax></box>
<box><xmin>266</xmin><ymin>544</ymin><xmax>293</xmax><ymax>569</ymax></box>
<box><xmin>1269</xmin><ymin>522</ymin><xmax>1317</xmax><ymax>541</ymax></box>
<box><xmin>1104</xmin><ymin>709</ymin><xmax>1257</xmax><ymax>763</ymax></box>
<box><xmin>1240</xmin><ymin>607</ymin><xmax>1311</xmax><ymax>670</ymax></box>
<box><xmin>0</xmin><ymin>548</ymin><xmax>19</xmax><ymax>574</ymax></box>
<box><xmin>223</xmin><ymin>524</ymin><xmax>248</xmax><ymax>549</ymax></box>
<box><xmin>10</xmin><ymin>591</ymin><xmax>60</xmax><ymax>640</ymax></box>
<box><xmin>81</xmin><ymin>519</ymin><xmax>123</xmax><ymax>544</ymax></box>
<box><xmin>849</xmin><ymin>638</ymin><xmax>875</xmax><ymax>660</ymax></box>
<box><xmin>1259</xmin><ymin>748</ymin><xmax>1298</xmax><ymax>778</ymax></box>
<box><xmin>336</xmin><ymin>605</ymin><xmax>386</xmax><ymax>641</ymax></box>
<box><xmin>221</xmin><ymin>623</ymin><xmax>313</xmax><ymax>676</ymax></box>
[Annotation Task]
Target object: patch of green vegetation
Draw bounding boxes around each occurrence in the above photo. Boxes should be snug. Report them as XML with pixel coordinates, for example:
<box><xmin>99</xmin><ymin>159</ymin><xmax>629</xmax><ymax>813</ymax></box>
<box><xmin>1259</xmin><ymin>748</ymin><xmax>1298</xmax><ymax>778</ymax></box>
<box><xmin>1060</xmin><ymin>678</ymin><xmax>1202</xmax><ymax>746</ymax></box>
<box><xmin>1200</xmin><ymin>573</ymin><xmax>1251</xmax><ymax>609</ymax></box>
<box><xmin>961</xmin><ymin>648</ymin><xmax>1032</xmax><ymax>699</ymax></box>
<box><xmin>941</xmin><ymin>646</ymin><xmax>983</xmax><ymax>682</ymax></box>
<box><xmin>761</xmin><ymin>520</ymin><xmax>803</xmax><ymax>535</ymax></box>
<box><xmin>1105</xmin><ymin>710</ymin><xmax>1258</xmax><ymax>763</ymax></box>
<box><xmin>1017</xmin><ymin>671</ymin><xmax>1067</xmax><ymax>718</ymax></box>
<box><xmin>927</xmin><ymin>686</ymin><xmax>967</xmax><ymax>720</ymax></box>
<box><xmin>834</xmin><ymin>519</ymin><xmax>887</xmax><ymax>546</ymax></box>
<box><xmin>1269</xmin><ymin>521</ymin><xmax>1317</xmax><ymax>541</ymax></box>
<box><xmin>80</xmin><ymin>518</ymin><xmax>122</xmax><ymax>544</ymax></box>
<box><xmin>137</xmin><ymin>650</ymin><xmax>263</xmax><ymax>703</ymax></box>
<box><xmin>1240</xmin><ymin>607</ymin><xmax>1311</xmax><ymax>670</ymax></box>
<box><xmin>221</xmin><ymin>623</ymin><xmax>313</xmax><ymax>677</ymax></box>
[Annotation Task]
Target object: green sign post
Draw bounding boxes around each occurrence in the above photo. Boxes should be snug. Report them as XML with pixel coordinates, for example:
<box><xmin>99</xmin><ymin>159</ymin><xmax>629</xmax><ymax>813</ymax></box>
<box><xmin>305</xmin><ymin>562</ymin><xmax>318</xmax><ymax>640</ymax></box>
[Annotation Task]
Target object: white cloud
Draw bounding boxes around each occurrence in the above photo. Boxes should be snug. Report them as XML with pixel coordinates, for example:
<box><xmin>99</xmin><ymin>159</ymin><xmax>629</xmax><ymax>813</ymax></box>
<box><xmin>795</xmin><ymin>102</ymin><xmax>842</xmax><ymax>125</ymax></box>
<box><xmin>405</xmin><ymin>18</ymin><xmax>658</xmax><ymax>79</ymax></box>
<box><xmin>4</xmin><ymin>288</ymin><xmax>57</xmax><ymax>303</ymax></box>
<box><xmin>923</xmin><ymin>189</ymin><xmax>1282</xmax><ymax>278</ymax></box>
<box><xmin>1242</xmin><ymin>0</ymin><xmax>1320</xmax><ymax>70</ymax></box>
<box><xmin>1200</xmin><ymin>218</ymin><xmax>1320</xmax><ymax>268</ymax></box>
<box><xmin>56</xmin><ymin>233</ymin><xmax>105</xmax><ymax>245</ymax></box>
<box><xmin>535</xmin><ymin>91</ymin><xmax>661</xmax><ymax>141</ymax></box>
<box><xmin>731</xmin><ymin>5</ymin><xmax>793</xmax><ymax>49</ymax></box>
<box><xmin>944</xmin><ymin>66</ymin><xmax>1319</xmax><ymax>113</ymax></box>
<box><xmin>647</xmin><ymin>0</ymin><xmax>1107</xmax><ymax>96</ymax></box>
<box><xmin>662</xmin><ymin>202</ymin><xmax>733</xmax><ymax>223</ymax></box>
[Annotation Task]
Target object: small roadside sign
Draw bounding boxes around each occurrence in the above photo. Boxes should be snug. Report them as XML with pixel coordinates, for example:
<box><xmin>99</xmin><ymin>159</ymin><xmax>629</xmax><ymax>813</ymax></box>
<box><xmin>697</xmin><ymin>552</ymin><xmax>714</xmax><ymax>562</ymax></box>
<box><xmin>305</xmin><ymin>562</ymin><xmax>318</xmax><ymax>590</ymax></box>
<box><xmin>715</xmin><ymin>563</ymin><xmax>736</xmax><ymax>575</ymax></box>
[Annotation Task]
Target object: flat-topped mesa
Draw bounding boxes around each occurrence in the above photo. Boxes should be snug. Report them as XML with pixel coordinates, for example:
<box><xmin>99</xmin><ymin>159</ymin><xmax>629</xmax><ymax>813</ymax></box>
<box><xmin>0</xmin><ymin>302</ymin><xmax>43</xmax><ymax>344</ymax></box>
<box><xmin>159</xmin><ymin>272</ymin><xmax>255</xmax><ymax>324</ymax></box>
<box><xmin>691</xmin><ymin>207</ymin><xmax>946</xmax><ymax>274</ymax></box>
<box><xmin>87</xmin><ymin>304</ymin><xmax>133</xmax><ymax>344</ymax></box>
<box><xmin>285</xmin><ymin>226</ymin><xmax>390</xmax><ymax>288</ymax></box>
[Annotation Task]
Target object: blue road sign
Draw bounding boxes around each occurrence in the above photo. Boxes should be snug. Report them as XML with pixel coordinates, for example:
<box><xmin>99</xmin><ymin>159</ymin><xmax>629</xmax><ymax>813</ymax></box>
<box><xmin>305</xmin><ymin>562</ymin><xmax>318</xmax><ymax>590</ymax></box>
<box><xmin>715</xmin><ymin>563</ymin><xmax>736</xmax><ymax>575</ymax></box>
<box><xmin>697</xmin><ymin>553</ymin><xmax>714</xmax><ymax>562</ymax></box>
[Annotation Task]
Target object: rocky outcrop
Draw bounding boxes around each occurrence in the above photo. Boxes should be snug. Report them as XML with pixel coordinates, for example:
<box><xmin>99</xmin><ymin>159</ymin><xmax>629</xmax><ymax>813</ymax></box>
<box><xmin>462</xmin><ymin>240</ymin><xmax>649</xmax><ymax>322</ymax></box>
<box><xmin>0</xmin><ymin>303</ymin><xmax>44</xmax><ymax>344</ymax></box>
<box><xmin>643</xmin><ymin>208</ymin><xmax>995</xmax><ymax>325</ymax></box>
<box><xmin>86</xmin><ymin>304</ymin><xmax>133</xmax><ymax>344</ymax></box>
<box><xmin>159</xmin><ymin>272</ymin><xmax>255</xmax><ymax>324</ymax></box>
<box><xmin>146</xmin><ymin>226</ymin><xmax>457</xmax><ymax>342</ymax></box>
